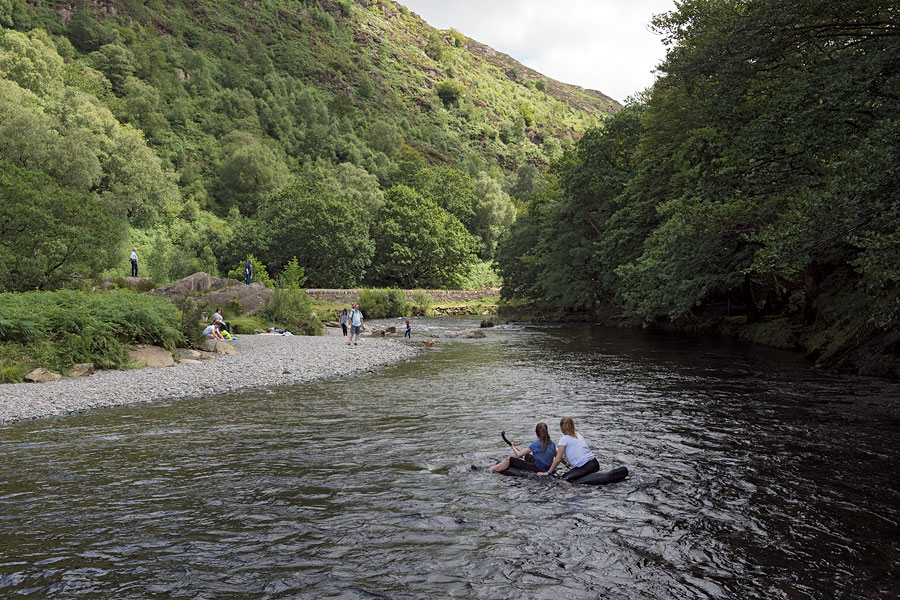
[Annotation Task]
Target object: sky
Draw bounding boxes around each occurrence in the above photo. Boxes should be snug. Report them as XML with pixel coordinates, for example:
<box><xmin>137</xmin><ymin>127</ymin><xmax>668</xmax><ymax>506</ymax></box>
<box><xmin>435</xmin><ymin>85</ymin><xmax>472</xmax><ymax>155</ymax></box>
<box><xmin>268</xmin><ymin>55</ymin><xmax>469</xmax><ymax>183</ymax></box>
<box><xmin>399</xmin><ymin>0</ymin><xmax>677</xmax><ymax>104</ymax></box>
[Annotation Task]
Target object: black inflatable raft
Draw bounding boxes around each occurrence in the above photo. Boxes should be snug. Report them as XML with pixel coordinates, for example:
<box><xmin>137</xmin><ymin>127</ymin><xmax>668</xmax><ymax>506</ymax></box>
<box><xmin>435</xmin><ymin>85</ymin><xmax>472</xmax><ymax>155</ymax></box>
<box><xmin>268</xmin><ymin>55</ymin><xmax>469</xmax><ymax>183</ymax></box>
<box><xmin>501</xmin><ymin>465</ymin><xmax>628</xmax><ymax>485</ymax></box>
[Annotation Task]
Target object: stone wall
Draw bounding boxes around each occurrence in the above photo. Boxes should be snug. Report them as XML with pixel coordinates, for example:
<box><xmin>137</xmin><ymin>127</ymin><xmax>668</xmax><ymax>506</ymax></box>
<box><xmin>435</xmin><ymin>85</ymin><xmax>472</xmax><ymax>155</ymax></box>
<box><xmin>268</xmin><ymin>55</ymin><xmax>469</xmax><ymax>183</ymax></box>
<box><xmin>304</xmin><ymin>288</ymin><xmax>500</xmax><ymax>304</ymax></box>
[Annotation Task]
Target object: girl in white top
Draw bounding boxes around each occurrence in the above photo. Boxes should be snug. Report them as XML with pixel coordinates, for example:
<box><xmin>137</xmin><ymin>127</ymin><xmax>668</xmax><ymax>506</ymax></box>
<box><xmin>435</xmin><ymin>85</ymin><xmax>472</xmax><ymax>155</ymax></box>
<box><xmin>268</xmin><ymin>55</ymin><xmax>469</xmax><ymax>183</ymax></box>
<box><xmin>537</xmin><ymin>417</ymin><xmax>600</xmax><ymax>482</ymax></box>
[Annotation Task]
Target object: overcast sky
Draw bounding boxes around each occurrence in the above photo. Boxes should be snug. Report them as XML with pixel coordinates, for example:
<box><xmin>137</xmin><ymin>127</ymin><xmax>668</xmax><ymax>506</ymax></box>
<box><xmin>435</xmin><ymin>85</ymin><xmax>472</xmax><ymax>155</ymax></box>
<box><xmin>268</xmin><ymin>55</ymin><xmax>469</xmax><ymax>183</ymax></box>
<box><xmin>399</xmin><ymin>0</ymin><xmax>677</xmax><ymax>103</ymax></box>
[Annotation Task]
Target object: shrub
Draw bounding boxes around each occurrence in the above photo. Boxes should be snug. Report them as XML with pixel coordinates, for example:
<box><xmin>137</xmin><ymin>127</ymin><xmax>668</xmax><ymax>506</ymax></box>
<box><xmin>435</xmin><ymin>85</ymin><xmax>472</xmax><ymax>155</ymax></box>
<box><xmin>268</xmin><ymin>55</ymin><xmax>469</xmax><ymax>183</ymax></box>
<box><xmin>436</xmin><ymin>79</ymin><xmax>464</xmax><ymax>107</ymax></box>
<box><xmin>172</xmin><ymin>295</ymin><xmax>210</xmax><ymax>349</ymax></box>
<box><xmin>358</xmin><ymin>289</ymin><xmax>411</xmax><ymax>319</ymax></box>
<box><xmin>226</xmin><ymin>255</ymin><xmax>274</xmax><ymax>288</ymax></box>
<box><xmin>411</xmin><ymin>290</ymin><xmax>433</xmax><ymax>316</ymax></box>
<box><xmin>256</xmin><ymin>289</ymin><xmax>322</xmax><ymax>335</ymax></box>
<box><xmin>276</xmin><ymin>257</ymin><xmax>307</xmax><ymax>289</ymax></box>
<box><xmin>135</xmin><ymin>279</ymin><xmax>159</xmax><ymax>292</ymax></box>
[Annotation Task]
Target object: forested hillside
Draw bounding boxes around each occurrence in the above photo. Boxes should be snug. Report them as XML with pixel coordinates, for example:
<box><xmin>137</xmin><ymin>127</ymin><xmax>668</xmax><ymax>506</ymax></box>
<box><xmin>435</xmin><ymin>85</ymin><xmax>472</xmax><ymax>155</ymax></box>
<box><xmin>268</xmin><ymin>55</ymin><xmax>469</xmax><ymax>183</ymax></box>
<box><xmin>0</xmin><ymin>0</ymin><xmax>618</xmax><ymax>290</ymax></box>
<box><xmin>497</xmin><ymin>0</ymin><xmax>900</xmax><ymax>376</ymax></box>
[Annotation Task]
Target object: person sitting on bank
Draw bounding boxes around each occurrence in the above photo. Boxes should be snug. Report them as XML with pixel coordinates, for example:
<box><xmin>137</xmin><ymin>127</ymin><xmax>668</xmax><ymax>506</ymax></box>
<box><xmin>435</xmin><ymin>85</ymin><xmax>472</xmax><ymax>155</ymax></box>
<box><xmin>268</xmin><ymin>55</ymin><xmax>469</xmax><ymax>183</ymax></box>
<box><xmin>212</xmin><ymin>307</ymin><xmax>231</xmax><ymax>333</ymax></box>
<box><xmin>537</xmin><ymin>417</ymin><xmax>600</xmax><ymax>481</ymax></box>
<box><xmin>204</xmin><ymin>322</ymin><xmax>225</xmax><ymax>341</ymax></box>
<box><xmin>490</xmin><ymin>423</ymin><xmax>561</xmax><ymax>475</ymax></box>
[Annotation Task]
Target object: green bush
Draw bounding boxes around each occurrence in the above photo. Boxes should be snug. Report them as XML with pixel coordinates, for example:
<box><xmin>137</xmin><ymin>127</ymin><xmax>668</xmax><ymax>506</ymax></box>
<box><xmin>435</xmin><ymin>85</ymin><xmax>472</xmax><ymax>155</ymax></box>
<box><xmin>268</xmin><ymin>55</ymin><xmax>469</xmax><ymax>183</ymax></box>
<box><xmin>436</xmin><ymin>79</ymin><xmax>465</xmax><ymax>107</ymax></box>
<box><xmin>0</xmin><ymin>289</ymin><xmax>184</xmax><ymax>372</ymax></box>
<box><xmin>256</xmin><ymin>288</ymin><xmax>322</xmax><ymax>335</ymax></box>
<box><xmin>358</xmin><ymin>288</ymin><xmax>411</xmax><ymax>319</ymax></box>
<box><xmin>410</xmin><ymin>290</ymin><xmax>433</xmax><ymax>316</ymax></box>
<box><xmin>172</xmin><ymin>295</ymin><xmax>210</xmax><ymax>349</ymax></box>
<box><xmin>226</xmin><ymin>255</ymin><xmax>274</xmax><ymax>288</ymax></box>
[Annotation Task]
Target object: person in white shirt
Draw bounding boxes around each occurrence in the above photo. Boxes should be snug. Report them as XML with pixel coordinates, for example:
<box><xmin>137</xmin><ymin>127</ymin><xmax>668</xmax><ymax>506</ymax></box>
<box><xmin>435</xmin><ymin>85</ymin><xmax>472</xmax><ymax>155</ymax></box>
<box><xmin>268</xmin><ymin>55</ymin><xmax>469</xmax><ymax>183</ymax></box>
<box><xmin>203</xmin><ymin>322</ymin><xmax>225</xmax><ymax>341</ymax></box>
<box><xmin>348</xmin><ymin>303</ymin><xmax>363</xmax><ymax>346</ymax></box>
<box><xmin>130</xmin><ymin>248</ymin><xmax>138</xmax><ymax>277</ymax></box>
<box><xmin>537</xmin><ymin>417</ymin><xmax>600</xmax><ymax>481</ymax></box>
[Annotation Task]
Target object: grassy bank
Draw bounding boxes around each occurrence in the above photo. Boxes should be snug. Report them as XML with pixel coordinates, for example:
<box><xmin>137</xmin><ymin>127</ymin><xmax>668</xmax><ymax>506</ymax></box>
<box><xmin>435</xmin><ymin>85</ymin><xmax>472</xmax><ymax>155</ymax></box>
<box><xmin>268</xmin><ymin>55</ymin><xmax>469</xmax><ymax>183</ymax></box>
<box><xmin>0</xmin><ymin>289</ymin><xmax>184</xmax><ymax>383</ymax></box>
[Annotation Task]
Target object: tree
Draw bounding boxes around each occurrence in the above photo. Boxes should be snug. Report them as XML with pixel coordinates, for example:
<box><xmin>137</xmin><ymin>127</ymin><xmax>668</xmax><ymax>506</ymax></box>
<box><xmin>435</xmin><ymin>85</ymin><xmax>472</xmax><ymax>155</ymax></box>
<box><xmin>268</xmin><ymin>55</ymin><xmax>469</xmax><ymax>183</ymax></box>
<box><xmin>472</xmin><ymin>172</ymin><xmax>516</xmax><ymax>259</ymax></box>
<box><xmin>90</xmin><ymin>43</ymin><xmax>135</xmax><ymax>93</ymax></box>
<box><xmin>216</xmin><ymin>132</ymin><xmax>291</xmax><ymax>216</ymax></box>
<box><xmin>322</xmin><ymin>162</ymin><xmax>385</xmax><ymax>222</ymax></box>
<box><xmin>257</xmin><ymin>179</ymin><xmax>374</xmax><ymax>287</ymax></box>
<box><xmin>0</xmin><ymin>162</ymin><xmax>122</xmax><ymax>291</ymax></box>
<box><xmin>410</xmin><ymin>166</ymin><xmax>478</xmax><ymax>231</ymax></box>
<box><xmin>371</xmin><ymin>185</ymin><xmax>477</xmax><ymax>288</ymax></box>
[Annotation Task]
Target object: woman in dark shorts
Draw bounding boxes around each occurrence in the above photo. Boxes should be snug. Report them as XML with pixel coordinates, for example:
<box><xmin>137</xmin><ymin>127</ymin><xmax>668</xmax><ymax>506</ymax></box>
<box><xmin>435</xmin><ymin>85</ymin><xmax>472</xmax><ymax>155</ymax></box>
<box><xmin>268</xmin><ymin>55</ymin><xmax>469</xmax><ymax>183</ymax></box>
<box><xmin>490</xmin><ymin>422</ymin><xmax>559</xmax><ymax>474</ymax></box>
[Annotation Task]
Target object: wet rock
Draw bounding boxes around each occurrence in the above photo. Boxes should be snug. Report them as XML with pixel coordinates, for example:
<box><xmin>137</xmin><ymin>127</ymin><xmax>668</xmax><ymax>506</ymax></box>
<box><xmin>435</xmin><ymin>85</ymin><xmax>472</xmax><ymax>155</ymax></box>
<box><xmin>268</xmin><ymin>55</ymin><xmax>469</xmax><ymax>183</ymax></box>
<box><xmin>480</xmin><ymin>320</ymin><xmax>494</xmax><ymax>328</ymax></box>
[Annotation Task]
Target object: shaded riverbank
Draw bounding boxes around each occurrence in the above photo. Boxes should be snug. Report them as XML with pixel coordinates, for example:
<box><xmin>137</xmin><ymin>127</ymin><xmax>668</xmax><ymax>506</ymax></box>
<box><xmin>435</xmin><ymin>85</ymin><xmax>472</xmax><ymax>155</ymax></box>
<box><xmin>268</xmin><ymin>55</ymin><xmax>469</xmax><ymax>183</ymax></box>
<box><xmin>499</xmin><ymin>302</ymin><xmax>900</xmax><ymax>379</ymax></box>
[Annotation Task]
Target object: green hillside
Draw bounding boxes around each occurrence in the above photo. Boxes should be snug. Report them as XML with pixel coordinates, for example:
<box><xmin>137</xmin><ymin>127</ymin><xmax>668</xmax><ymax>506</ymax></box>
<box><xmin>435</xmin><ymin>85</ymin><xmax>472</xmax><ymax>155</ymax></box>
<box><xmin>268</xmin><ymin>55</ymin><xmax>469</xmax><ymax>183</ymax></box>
<box><xmin>0</xmin><ymin>0</ymin><xmax>618</xmax><ymax>289</ymax></box>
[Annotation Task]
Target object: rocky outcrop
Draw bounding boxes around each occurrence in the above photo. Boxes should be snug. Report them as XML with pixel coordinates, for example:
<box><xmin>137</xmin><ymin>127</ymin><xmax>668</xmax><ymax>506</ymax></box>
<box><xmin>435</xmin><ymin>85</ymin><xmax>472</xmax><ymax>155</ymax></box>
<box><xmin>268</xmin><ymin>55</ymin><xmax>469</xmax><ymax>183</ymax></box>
<box><xmin>127</xmin><ymin>345</ymin><xmax>175</xmax><ymax>368</ymax></box>
<box><xmin>25</xmin><ymin>368</ymin><xmax>62</xmax><ymax>383</ymax></box>
<box><xmin>149</xmin><ymin>272</ymin><xmax>240</xmax><ymax>297</ymax></box>
<box><xmin>149</xmin><ymin>272</ymin><xmax>273</xmax><ymax>314</ymax></box>
<box><xmin>201</xmin><ymin>282</ymin><xmax>272</xmax><ymax>313</ymax></box>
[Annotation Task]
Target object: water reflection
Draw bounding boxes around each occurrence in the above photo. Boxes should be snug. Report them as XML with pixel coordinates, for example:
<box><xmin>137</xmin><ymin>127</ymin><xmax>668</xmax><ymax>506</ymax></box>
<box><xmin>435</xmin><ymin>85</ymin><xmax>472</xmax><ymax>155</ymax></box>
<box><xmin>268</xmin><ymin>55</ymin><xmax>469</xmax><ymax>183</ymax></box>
<box><xmin>1</xmin><ymin>319</ymin><xmax>898</xmax><ymax>599</ymax></box>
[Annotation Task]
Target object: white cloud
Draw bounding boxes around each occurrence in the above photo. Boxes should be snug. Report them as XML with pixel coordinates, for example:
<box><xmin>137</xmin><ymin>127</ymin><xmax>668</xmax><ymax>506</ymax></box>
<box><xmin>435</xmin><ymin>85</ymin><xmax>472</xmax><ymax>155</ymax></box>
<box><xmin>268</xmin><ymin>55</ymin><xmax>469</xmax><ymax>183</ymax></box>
<box><xmin>400</xmin><ymin>0</ymin><xmax>676</xmax><ymax>103</ymax></box>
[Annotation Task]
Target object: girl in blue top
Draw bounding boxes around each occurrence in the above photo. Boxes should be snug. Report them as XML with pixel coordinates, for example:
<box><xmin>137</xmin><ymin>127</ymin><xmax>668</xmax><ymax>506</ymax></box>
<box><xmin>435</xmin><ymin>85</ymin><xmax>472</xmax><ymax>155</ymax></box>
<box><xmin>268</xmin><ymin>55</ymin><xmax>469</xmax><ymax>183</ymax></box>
<box><xmin>490</xmin><ymin>422</ymin><xmax>560</xmax><ymax>474</ymax></box>
<box><xmin>537</xmin><ymin>417</ymin><xmax>600</xmax><ymax>481</ymax></box>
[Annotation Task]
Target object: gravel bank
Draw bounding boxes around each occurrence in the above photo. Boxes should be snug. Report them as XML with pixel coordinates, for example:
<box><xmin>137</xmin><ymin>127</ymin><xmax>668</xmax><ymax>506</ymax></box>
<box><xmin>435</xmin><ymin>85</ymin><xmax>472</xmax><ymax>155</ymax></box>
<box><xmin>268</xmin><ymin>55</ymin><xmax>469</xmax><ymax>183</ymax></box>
<box><xmin>0</xmin><ymin>334</ymin><xmax>422</xmax><ymax>425</ymax></box>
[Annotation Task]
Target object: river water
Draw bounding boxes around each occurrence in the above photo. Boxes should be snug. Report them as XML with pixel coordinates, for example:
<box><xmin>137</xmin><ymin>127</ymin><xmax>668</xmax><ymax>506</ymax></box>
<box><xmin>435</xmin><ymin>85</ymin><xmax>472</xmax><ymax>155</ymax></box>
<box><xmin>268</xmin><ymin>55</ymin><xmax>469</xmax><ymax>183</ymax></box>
<box><xmin>1</xmin><ymin>318</ymin><xmax>898</xmax><ymax>599</ymax></box>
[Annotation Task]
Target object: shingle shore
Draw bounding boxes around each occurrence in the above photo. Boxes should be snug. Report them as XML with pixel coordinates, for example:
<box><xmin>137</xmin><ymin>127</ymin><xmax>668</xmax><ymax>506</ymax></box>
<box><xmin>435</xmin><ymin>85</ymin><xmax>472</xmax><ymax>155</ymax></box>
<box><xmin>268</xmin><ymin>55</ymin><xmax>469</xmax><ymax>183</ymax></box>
<box><xmin>0</xmin><ymin>334</ymin><xmax>421</xmax><ymax>425</ymax></box>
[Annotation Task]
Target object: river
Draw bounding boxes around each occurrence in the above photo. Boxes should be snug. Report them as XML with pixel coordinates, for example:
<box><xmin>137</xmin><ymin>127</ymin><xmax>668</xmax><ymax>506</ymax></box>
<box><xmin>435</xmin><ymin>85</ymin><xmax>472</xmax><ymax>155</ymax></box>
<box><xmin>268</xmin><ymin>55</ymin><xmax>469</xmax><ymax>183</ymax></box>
<box><xmin>1</xmin><ymin>318</ymin><xmax>898</xmax><ymax>599</ymax></box>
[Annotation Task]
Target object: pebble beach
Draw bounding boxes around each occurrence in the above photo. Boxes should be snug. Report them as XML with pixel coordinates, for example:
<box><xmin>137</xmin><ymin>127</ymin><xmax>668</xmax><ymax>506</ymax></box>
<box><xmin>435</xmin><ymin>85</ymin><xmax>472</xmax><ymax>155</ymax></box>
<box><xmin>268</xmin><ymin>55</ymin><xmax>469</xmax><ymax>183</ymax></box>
<box><xmin>0</xmin><ymin>334</ymin><xmax>422</xmax><ymax>425</ymax></box>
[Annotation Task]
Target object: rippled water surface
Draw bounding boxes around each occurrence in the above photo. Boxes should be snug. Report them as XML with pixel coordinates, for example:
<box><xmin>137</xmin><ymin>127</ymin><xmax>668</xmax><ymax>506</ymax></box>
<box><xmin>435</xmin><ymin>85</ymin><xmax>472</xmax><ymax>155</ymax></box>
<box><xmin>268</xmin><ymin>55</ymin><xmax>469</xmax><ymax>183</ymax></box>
<box><xmin>2</xmin><ymin>319</ymin><xmax>899</xmax><ymax>599</ymax></box>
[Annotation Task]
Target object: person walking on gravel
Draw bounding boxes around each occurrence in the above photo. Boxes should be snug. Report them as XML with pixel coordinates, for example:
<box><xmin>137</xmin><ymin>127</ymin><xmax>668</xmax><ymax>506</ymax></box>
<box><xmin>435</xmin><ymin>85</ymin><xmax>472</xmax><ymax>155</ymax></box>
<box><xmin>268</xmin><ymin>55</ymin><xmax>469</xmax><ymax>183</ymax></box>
<box><xmin>348</xmin><ymin>303</ymin><xmax>363</xmax><ymax>346</ymax></box>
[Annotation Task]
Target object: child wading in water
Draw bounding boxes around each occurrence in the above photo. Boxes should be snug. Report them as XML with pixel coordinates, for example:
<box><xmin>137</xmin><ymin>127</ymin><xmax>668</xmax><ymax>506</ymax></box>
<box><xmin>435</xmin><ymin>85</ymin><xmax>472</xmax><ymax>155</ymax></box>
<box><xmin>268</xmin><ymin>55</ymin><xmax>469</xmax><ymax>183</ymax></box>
<box><xmin>404</xmin><ymin>320</ymin><xmax>412</xmax><ymax>338</ymax></box>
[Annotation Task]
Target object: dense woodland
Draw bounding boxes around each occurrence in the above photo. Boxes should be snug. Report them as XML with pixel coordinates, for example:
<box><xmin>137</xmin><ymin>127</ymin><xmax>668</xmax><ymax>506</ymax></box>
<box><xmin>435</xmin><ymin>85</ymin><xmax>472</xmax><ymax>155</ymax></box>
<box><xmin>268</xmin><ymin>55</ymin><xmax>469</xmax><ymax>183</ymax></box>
<box><xmin>0</xmin><ymin>0</ymin><xmax>615</xmax><ymax>291</ymax></box>
<box><xmin>496</xmin><ymin>0</ymin><xmax>899</xmax><ymax>374</ymax></box>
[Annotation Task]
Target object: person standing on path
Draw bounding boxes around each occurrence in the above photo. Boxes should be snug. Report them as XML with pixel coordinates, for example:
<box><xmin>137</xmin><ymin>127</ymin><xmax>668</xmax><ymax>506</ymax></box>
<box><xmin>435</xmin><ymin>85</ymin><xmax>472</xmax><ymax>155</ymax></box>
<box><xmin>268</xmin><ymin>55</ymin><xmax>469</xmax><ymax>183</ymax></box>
<box><xmin>244</xmin><ymin>258</ymin><xmax>253</xmax><ymax>285</ymax></box>
<box><xmin>339</xmin><ymin>308</ymin><xmax>349</xmax><ymax>338</ymax></box>
<box><xmin>130</xmin><ymin>248</ymin><xmax>138</xmax><ymax>277</ymax></box>
<box><xmin>348</xmin><ymin>303</ymin><xmax>363</xmax><ymax>346</ymax></box>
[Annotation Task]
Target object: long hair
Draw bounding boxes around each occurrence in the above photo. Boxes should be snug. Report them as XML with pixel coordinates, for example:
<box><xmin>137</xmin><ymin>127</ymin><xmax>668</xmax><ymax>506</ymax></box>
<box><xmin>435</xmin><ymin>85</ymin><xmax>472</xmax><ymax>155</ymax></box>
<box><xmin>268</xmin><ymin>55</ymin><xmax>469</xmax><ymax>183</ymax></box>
<box><xmin>560</xmin><ymin>417</ymin><xmax>576</xmax><ymax>437</ymax></box>
<box><xmin>535</xmin><ymin>422</ymin><xmax>552</xmax><ymax>453</ymax></box>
